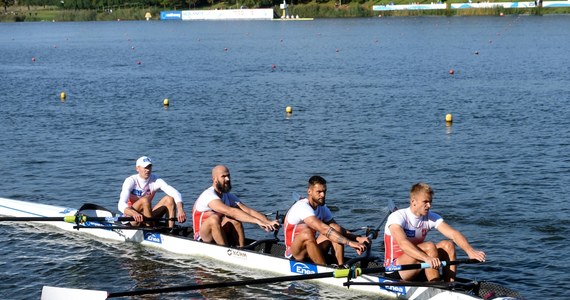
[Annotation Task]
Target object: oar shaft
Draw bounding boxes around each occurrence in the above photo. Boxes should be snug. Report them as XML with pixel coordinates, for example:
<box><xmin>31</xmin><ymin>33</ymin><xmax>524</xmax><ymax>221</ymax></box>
<box><xmin>0</xmin><ymin>216</ymin><xmax>175</xmax><ymax>223</ymax></box>
<box><xmin>0</xmin><ymin>217</ymin><xmax>67</xmax><ymax>222</ymax></box>
<box><xmin>365</xmin><ymin>259</ymin><xmax>481</xmax><ymax>274</ymax></box>
<box><xmin>108</xmin><ymin>259</ymin><xmax>481</xmax><ymax>297</ymax></box>
<box><xmin>108</xmin><ymin>271</ymin><xmax>336</xmax><ymax>298</ymax></box>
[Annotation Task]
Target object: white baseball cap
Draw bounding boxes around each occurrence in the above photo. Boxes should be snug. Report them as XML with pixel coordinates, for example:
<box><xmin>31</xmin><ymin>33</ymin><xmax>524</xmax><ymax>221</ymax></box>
<box><xmin>136</xmin><ymin>156</ymin><xmax>152</xmax><ymax>167</ymax></box>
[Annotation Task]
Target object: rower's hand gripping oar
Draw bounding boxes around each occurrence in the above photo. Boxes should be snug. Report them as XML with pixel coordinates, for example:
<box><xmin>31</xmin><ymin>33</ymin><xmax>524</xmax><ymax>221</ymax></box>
<box><xmin>273</xmin><ymin>210</ymin><xmax>284</xmax><ymax>239</ymax></box>
<box><xmin>40</xmin><ymin>259</ymin><xmax>483</xmax><ymax>300</ymax></box>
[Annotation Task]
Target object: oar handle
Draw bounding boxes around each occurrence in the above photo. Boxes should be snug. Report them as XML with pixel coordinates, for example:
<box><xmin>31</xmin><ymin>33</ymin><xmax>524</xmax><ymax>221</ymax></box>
<box><xmin>333</xmin><ymin>267</ymin><xmax>362</xmax><ymax>278</ymax></box>
<box><xmin>380</xmin><ymin>259</ymin><xmax>481</xmax><ymax>273</ymax></box>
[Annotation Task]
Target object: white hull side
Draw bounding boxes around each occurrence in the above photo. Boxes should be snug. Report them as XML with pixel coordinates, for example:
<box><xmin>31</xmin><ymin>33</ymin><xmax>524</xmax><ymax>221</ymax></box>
<box><xmin>0</xmin><ymin>197</ymin><xmax>487</xmax><ymax>300</ymax></box>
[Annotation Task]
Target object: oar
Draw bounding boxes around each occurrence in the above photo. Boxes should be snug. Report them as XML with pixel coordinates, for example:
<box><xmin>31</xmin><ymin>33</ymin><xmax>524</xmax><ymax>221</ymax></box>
<box><xmin>41</xmin><ymin>259</ymin><xmax>481</xmax><ymax>300</ymax></box>
<box><xmin>344</xmin><ymin>278</ymin><xmax>479</xmax><ymax>289</ymax></box>
<box><xmin>343</xmin><ymin>199</ymin><xmax>397</xmax><ymax>267</ymax></box>
<box><xmin>0</xmin><ymin>215</ymin><xmax>176</xmax><ymax>223</ymax></box>
<box><xmin>0</xmin><ymin>216</ymin><xmax>78</xmax><ymax>222</ymax></box>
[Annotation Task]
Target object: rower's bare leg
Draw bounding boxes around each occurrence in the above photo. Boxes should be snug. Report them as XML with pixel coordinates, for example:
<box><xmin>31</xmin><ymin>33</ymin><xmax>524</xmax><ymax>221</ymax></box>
<box><xmin>317</xmin><ymin>223</ymin><xmax>345</xmax><ymax>265</ymax></box>
<box><xmin>151</xmin><ymin>206</ymin><xmax>168</xmax><ymax>227</ymax></box>
<box><xmin>437</xmin><ymin>240</ymin><xmax>456</xmax><ymax>282</ymax></box>
<box><xmin>397</xmin><ymin>242</ymin><xmax>440</xmax><ymax>281</ymax></box>
<box><xmin>291</xmin><ymin>228</ymin><xmax>326</xmax><ymax>265</ymax></box>
<box><xmin>222</xmin><ymin>217</ymin><xmax>245</xmax><ymax>247</ymax></box>
<box><xmin>153</xmin><ymin>196</ymin><xmax>175</xmax><ymax>227</ymax></box>
<box><xmin>419</xmin><ymin>242</ymin><xmax>441</xmax><ymax>282</ymax></box>
<box><xmin>128</xmin><ymin>196</ymin><xmax>153</xmax><ymax>226</ymax></box>
<box><xmin>199</xmin><ymin>214</ymin><xmax>228</xmax><ymax>246</ymax></box>
<box><xmin>222</xmin><ymin>216</ymin><xmax>245</xmax><ymax>247</ymax></box>
<box><xmin>395</xmin><ymin>254</ymin><xmax>422</xmax><ymax>281</ymax></box>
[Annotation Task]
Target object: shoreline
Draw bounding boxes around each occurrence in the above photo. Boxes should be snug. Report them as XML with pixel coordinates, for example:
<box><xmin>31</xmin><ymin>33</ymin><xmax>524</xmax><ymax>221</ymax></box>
<box><xmin>1</xmin><ymin>2</ymin><xmax>569</xmax><ymax>22</ymax></box>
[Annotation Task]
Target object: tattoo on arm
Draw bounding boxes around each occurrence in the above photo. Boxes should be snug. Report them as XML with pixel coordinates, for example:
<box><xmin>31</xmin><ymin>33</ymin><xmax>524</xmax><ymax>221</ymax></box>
<box><xmin>337</xmin><ymin>236</ymin><xmax>348</xmax><ymax>246</ymax></box>
<box><xmin>325</xmin><ymin>226</ymin><xmax>349</xmax><ymax>246</ymax></box>
<box><xmin>325</xmin><ymin>227</ymin><xmax>333</xmax><ymax>238</ymax></box>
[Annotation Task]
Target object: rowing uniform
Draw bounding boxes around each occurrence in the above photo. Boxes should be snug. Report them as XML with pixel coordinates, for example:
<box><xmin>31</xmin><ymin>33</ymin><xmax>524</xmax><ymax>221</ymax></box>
<box><xmin>192</xmin><ymin>186</ymin><xmax>240</xmax><ymax>241</ymax></box>
<box><xmin>383</xmin><ymin>207</ymin><xmax>443</xmax><ymax>266</ymax></box>
<box><xmin>117</xmin><ymin>174</ymin><xmax>183</xmax><ymax>214</ymax></box>
<box><xmin>283</xmin><ymin>198</ymin><xmax>333</xmax><ymax>258</ymax></box>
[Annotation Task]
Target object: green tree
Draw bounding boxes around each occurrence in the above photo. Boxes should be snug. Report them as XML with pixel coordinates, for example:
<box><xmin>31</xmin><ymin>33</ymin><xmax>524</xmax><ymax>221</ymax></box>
<box><xmin>186</xmin><ymin>0</ymin><xmax>197</xmax><ymax>8</ymax></box>
<box><xmin>1</xmin><ymin>0</ymin><xmax>15</xmax><ymax>12</ymax></box>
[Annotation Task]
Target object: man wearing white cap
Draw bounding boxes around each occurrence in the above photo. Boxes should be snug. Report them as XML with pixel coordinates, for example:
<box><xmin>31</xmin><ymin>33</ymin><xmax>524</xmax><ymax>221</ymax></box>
<box><xmin>118</xmin><ymin>156</ymin><xmax>186</xmax><ymax>228</ymax></box>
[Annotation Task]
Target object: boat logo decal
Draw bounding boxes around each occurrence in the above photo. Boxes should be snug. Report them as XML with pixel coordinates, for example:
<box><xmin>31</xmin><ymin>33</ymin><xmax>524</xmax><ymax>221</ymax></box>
<box><xmin>84</xmin><ymin>221</ymin><xmax>113</xmax><ymax>228</ymax></box>
<box><xmin>378</xmin><ymin>278</ymin><xmax>407</xmax><ymax>295</ymax></box>
<box><xmin>226</xmin><ymin>249</ymin><xmax>248</xmax><ymax>259</ymax></box>
<box><xmin>144</xmin><ymin>232</ymin><xmax>162</xmax><ymax>244</ymax></box>
<box><xmin>385</xmin><ymin>265</ymin><xmax>402</xmax><ymax>272</ymax></box>
<box><xmin>290</xmin><ymin>261</ymin><xmax>317</xmax><ymax>275</ymax></box>
<box><xmin>59</xmin><ymin>208</ymin><xmax>74</xmax><ymax>214</ymax></box>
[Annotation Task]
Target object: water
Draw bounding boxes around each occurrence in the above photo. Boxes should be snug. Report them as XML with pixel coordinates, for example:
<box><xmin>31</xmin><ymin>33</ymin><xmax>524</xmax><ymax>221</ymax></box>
<box><xmin>1</xmin><ymin>16</ymin><xmax>569</xmax><ymax>299</ymax></box>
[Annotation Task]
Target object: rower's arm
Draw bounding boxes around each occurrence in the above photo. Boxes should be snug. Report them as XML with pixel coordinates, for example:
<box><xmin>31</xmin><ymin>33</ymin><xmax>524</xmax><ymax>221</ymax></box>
<box><xmin>175</xmin><ymin>202</ymin><xmax>186</xmax><ymax>223</ymax></box>
<box><xmin>326</xmin><ymin>219</ymin><xmax>368</xmax><ymax>243</ymax></box>
<box><xmin>118</xmin><ymin>177</ymin><xmax>135</xmax><ymax>213</ymax></box>
<box><xmin>237</xmin><ymin>202</ymin><xmax>279</xmax><ymax>230</ymax></box>
<box><xmin>437</xmin><ymin>222</ymin><xmax>486</xmax><ymax>261</ymax></box>
<box><xmin>237</xmin><ymin>202</ymin><xmax>270</xmax><ymax>222</ymax></box>
<box><xmin>337</xmin><ymin>221</ymin><xmax>367</xmax><ymax>242</ymax></box>
<box><xmin>306</xmin><ymin>216</ymin><xmax>352</xmax><ymax>247</ymax></box>
<box><xmin>389</xmin><ymin>224</ymin><xmax>433</xmax><ymax>262</ymax></box>
<box><xmin>208</xmin><ymin>199</ymin><xmax>265</xmax><ymax>225</ymax></box>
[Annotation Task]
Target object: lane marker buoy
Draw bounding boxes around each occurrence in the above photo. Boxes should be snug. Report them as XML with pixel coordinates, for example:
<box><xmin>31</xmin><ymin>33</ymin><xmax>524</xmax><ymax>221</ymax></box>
<box><xmin>446</xmin><ymin>113</ymin><xmax>453</xmax><ymax>124</ymax></box>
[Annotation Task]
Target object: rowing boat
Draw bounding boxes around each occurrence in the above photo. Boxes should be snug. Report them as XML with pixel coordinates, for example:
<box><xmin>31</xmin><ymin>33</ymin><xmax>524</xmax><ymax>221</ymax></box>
<box><xmin>0</xmin><ymin>197</ymin><xmax>523</xmax><ymax>300</ymax></box>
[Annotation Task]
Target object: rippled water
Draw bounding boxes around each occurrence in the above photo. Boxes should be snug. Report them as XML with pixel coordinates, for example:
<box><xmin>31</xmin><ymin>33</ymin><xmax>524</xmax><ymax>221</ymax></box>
<box><xmin>1</xmin><ymin>16</ymin><xmax>569</xmax><ymax>299</ymax></box>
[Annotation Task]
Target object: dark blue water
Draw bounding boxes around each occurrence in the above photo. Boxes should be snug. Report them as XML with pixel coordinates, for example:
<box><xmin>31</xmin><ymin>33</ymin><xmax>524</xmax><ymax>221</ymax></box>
<box><xmin>1</xmin><ymin>16</ymin><xmax>569</xmax><ymax>299</ymax></box>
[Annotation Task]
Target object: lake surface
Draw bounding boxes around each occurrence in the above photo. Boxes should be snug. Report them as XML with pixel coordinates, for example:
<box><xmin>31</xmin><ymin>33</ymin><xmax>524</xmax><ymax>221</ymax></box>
<box><xmin>1</xmin><ymin>15</ymin><xmax>569</xmax><ymax>299</ymax></box>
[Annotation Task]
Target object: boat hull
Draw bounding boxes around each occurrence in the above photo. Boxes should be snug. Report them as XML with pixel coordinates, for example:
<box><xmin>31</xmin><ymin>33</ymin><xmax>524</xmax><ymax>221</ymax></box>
<box><xmin>0</xmin><ymin>197</ymin><xmax>520</xmax><ymax>300</ymax></box>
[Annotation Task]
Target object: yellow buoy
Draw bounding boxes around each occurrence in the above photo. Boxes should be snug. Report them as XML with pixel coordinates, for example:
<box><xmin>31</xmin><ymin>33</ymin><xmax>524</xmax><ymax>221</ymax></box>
<box><xmin>445</xmin><ymin>113</ymin><xmax>453</xmax><ymax>125</ymax></box>
<box><xmin>60</xmin><ymin>92</ymin><xmax>66</xmax><ymax>101</ymax></box>
<box><xmin>285</xmin><ymin>106</ymin><xmax>292</xmax><ymax>114</ymax></box>
<box><xmin>163</xmin><ymin>98</ymin><xmax>169</xmax><ymax>106</ymax></box>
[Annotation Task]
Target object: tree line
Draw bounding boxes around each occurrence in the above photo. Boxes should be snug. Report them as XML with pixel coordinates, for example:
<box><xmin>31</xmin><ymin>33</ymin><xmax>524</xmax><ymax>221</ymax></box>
<box><xmin>3</xmin><ymin>0</ymin><xmax>345</xmax><ymax>12</ymax></box>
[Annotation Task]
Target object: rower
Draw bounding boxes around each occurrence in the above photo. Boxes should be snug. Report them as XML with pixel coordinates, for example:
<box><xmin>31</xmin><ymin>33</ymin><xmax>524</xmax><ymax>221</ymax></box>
<box><xmin>118</xmin><ymin>156</ymin><xmax>186</xmax><ymax>228</ymax></box>
<box><xmin>283</xmin><ymin>175</ymin><xmax>369</xmax><ymax>266</ymax></box>
<box><xmin>383</xmin><ymin>182</ymin><xmax>486</xmax><ymax>282</ymax></box>
<box><xmin>191</xmin><ymin>165</ymin><xmax>279</xmax><ymax>247</ymax></box>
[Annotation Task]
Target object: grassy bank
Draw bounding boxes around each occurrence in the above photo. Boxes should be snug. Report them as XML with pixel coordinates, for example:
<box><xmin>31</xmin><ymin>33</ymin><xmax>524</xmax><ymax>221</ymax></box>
<box><xmin>1</xmin><ymin>2</ymin><xmax>569</xmax><ymax>22</ymax></box>
<box><xmin>287</xmin><ymin>1</ymin><xmax>570</xmax><ymax>17</ymax></box>
<box><xmin>0</xmin><ymin>6</ymin><xmax>162</xmax><ymax>22</ymax></box>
